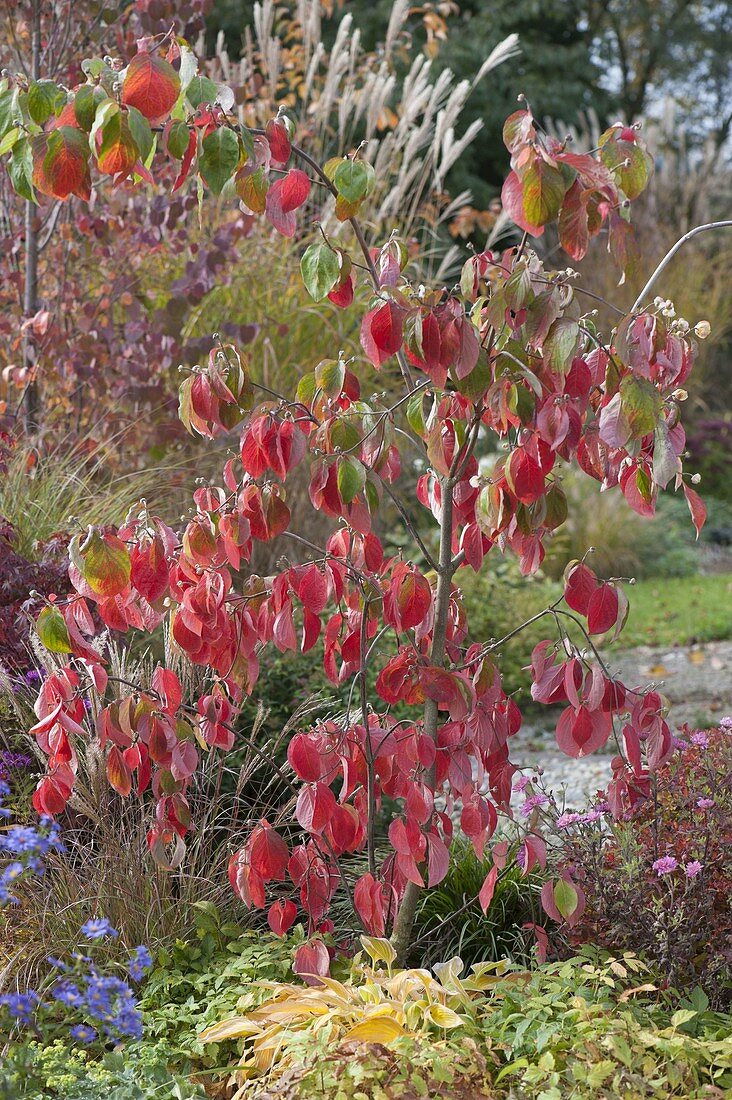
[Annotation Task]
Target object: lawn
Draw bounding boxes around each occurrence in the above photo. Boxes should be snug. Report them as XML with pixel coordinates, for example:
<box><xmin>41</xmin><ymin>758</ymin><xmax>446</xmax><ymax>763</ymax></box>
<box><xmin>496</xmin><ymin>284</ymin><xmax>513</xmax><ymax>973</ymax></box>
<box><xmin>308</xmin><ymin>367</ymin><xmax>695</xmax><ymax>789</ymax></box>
<box><xmin>618</xmin><ymin>573</ymin><xmax>732</xmax><ymax>648</ymax></box>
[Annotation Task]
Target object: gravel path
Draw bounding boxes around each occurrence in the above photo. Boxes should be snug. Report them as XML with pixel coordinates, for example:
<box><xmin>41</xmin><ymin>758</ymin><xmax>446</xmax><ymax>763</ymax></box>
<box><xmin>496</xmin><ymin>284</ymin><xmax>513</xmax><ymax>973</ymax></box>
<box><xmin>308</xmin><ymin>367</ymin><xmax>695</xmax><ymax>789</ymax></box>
<box><xmin>510</xmin><ymin>640</ymin><xmax>732</xmax><ymax>809</ymax></box>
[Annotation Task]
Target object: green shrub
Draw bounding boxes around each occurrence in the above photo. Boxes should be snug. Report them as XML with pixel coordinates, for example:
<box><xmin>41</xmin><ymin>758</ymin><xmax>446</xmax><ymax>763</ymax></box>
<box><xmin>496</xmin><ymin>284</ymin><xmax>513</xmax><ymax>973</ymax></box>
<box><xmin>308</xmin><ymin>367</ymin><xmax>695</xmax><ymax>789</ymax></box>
<box><xmin>411</xmin><ymin>840</ymin><xmax>542</xmax><ymax>969</ymax></box>
<box><xmin>139</xmin><ymin>918</ymin><xmax>298</xmax><ymax>1072</ymax></box>
<box><xmin>0</xmin><ymin>1039</ymin><xmax>206</xmax><ymax>1100</ymax></box>
<box><xmin>196</xmin><ymin>945</ymin><xmax>732</xmax><ymax>1099</ymax></box>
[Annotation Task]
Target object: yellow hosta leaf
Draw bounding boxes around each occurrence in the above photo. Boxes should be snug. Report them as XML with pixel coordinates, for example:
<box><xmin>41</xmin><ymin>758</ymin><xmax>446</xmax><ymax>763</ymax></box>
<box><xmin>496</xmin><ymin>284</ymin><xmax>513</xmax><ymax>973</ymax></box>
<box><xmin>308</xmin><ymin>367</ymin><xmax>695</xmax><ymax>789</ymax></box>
<box><xmin>426</xmin><ymin>1003</ymin><xmax>465</xmax><ymax>1029</ymax></box>
<box><xmin>200</xmin><ymin>1017</ymin><xmax>261</xmax><ymax>1043</ymax></box>
<box><xmin>360</xmin><ymin>936</ymin><xmax>397</xmax><ymax>966</ymax></box>
<box><xmin>343</xmin><ymin>1016</ymin><xmax>406</xmax><ymax>1043</ymax></box>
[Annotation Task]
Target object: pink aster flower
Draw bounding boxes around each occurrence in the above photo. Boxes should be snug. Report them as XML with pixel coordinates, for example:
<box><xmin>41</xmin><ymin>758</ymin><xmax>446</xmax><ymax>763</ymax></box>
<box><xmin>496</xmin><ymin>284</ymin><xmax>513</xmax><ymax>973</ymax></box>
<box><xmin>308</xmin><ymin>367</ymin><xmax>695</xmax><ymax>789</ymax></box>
<box><xmin>685</xmin><ymin>861</ymin><xmax>702</xmax><ymax>878</ymax></box>
<box><xmin>512</xmin><ymin>775</ymin><xmax>531</xmax><ymax>793</ymax></box>
<box><xmin>556</xmin><ymin>812</ymin><xmax>581</xmax><ymax>829</ymax></box>
<box><xmin>652</xmin><ymin>856</ymin><xmax>678</xmax><ymax>876</ymax></box>
<box><xmin>696</xmin><ymin>797</ymin><xmax>714</xmax><ymax>810</ymax></box>
<box><xmin>520</xmin><ymin>793</ymin><xmax>549</xmax><ymax>817</ymax></box>
<box><xmin>690</xmin><ymin>731</ymin><xmax>709</xmax><ymax>748</ymax></box>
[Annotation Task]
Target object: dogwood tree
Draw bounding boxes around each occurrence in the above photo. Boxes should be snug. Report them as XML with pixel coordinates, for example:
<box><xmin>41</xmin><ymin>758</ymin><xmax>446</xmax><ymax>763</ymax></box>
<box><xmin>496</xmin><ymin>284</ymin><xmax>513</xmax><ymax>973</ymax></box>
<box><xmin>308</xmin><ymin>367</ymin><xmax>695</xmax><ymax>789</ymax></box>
<box><xmin>1</xmin><ymin>28</ymin><xmax>714</xmax><ymax>965</ymax></box>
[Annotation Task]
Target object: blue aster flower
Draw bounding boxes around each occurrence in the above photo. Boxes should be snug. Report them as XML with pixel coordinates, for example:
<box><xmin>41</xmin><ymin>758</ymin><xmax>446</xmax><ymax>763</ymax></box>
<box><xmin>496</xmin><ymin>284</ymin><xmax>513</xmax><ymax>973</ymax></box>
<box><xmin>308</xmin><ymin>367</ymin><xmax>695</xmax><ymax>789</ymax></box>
<box><xmin>80</xmin><ymin>918</ymin><xmax>118</xmax><ymax>940</ymax></box>
<box><xmin>126</xmin><ymin>945</ymin><xmax>153</xmax><ymax>982</ymax></box>
<box><xmin>70</xmin><ymin>1024</ymin><xmax>98</xmax><ymax>1044</ymax></box>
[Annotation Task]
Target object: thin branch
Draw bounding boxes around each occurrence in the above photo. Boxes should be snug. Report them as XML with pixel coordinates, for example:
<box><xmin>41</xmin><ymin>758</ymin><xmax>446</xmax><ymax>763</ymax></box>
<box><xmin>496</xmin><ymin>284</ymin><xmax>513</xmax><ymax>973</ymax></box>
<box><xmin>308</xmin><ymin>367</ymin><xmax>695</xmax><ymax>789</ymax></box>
<box><xmin>631</xmin><ymin>221</ymin><xmax>732</xmax><ymax>312</ymax></box>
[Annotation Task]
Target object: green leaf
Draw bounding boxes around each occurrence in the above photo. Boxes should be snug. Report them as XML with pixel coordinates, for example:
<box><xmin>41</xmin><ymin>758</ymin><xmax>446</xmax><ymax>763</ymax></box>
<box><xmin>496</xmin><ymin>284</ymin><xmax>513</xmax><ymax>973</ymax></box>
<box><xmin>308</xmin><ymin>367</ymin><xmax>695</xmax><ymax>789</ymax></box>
<box><xmin>126</xmin><ymin>105</ymin><xmax>154</xmax><ymax>163</ymax></box>
<box><xmin>337</xmin><ymin>456</ymin><xmax>366</xmax><ymax>504</ymax></box>
<box><xmin>199</xmin><ymin>128</ymin><xmax>240</xmax><ymax>195</ymax></box>
<box><xmin>620</xmin><ymin>375</ymin><xmax>662</xmax><ymax>439</ymax></box>
<box><xmin>314</xmin><ymin>357</ymin><xmax>345</xmax><ymax>398</ymax></box>
<box><xmin>0</xmin><ymin>127</ymin><xmax>20</xmax><ymax>156</ymax></box>
<box><xmin>0</xmin><ymin>83</ymin><xmax>22</xmax><ymax>140</ymax></box>
<box><xmin>553</xmin><ymin>878</ymin><xmax>579</xmax><ymax>919</ymax></box>
<box><xmin>36</xmin><ymin>606</ymin><xmax>72</xmax><ymax>653</ymax></box>
<box><xmin>543</xmin><ymin>318</ymin><xmax>580</xmax><ymax>374</ymax></box>
<box><xmin>186</xmin><ymin>75</ymin><xmax>219</xmax><ymax>109</ymax></box>
<box><xmin>521</xmin><ymin>157</ymin><xmax>566</xmax><ymax>227</ymax></box>
<box><xmin>300</xmin><ymin>241</ymin><xmax>341</xmax><ymax>301</ymax></box>
<box><xmin>167</xmin><ymin>119</ymin><xmax>191</xmax><ymax>159</ymax></box>
<box><xmin>333</xmin><ymin>159</ymin><xmax>372</xmax><ymax>204</ymax></box>
<box><xmin>8</xmin><ymin>137</ymin><xmax>34</xmax><ymax>201</ymax></box>
<box><xmin>27</xmin><ymin>80</ymin><xmax>66</xmax><ymax>125</ymax></box>
<box><xmin>406</xmin><ymin>390</ymin><xmax>429</xmax><ymax>437</ymax></box>
<box><xmin>73</xmin><ymin>85</ymin><xmax>98</xmax><ymax>132</ymax></box>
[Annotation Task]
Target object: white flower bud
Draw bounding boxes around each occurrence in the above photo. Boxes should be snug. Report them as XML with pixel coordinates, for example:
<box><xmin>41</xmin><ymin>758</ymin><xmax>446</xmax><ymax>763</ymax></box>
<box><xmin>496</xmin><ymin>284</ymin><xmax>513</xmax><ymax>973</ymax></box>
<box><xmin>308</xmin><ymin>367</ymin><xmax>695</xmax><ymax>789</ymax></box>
<box><xmin>694</xmin><ymin>320</ymin><xmax>711</xmax><ymax>339</ymax></box>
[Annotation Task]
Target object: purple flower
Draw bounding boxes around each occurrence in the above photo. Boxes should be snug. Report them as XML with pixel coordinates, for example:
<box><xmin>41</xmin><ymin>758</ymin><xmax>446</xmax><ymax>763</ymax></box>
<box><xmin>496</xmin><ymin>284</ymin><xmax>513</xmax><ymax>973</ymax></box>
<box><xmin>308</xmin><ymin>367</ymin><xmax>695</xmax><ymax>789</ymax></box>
<box><xmin>556</xmin><ymin>812</ymin><xmax>581</xmax><ymax>829</ymax></box>
<box><xmin>520</xmin><ymin>793</ymin><xmax>549</xmax><ymax>817</ymax></box>
<box><xmin>696</xmin><ymin>797</ymin><xmax>714</xmax><ymax>810</ymax></box>
<box><xmin>0</xmin><ymin>992</ymin><xmax>39</xmax><ymax>1024</ymax></box>
<box><xmin>126</xmin><ymin>945</ymin><xmax>153</xmax><ymax>982</ymax></box>
<box><xmin>690</xmin><ymin>731</ymin><xmax>709</xmax><ymax>749</ymax></box>
<box><xmin>80</xmin><ymin>918</ymin><xmax>118</xmax><ymax>940</ymax></box>
<box><xmin>685</xmin><ymin>860</ymin><xmax>703</xmax><ymax>879</ymax></box>
<box><xmin>719</xmin><ymin>716</ymin><xmax>732</xmax><ymax>732</ymax></box>
<box><xmin>70</xmin><ymin>1024</ymin><xmax>98</xmax><ymax>1043</ymax></box>
<box><xmin>512</xmin><ymin>775</ymin><xmax>531</xmax><ymax>793</ymax></box>
<box><xmin>53</xmin><ymin>982</ymin><xmax>83</xmax><ymax>1007</ymax></box>
<box><xmin>652</xmin><ymin>856</ymin><xmax>678</xmax><ymax>876</ymax></box>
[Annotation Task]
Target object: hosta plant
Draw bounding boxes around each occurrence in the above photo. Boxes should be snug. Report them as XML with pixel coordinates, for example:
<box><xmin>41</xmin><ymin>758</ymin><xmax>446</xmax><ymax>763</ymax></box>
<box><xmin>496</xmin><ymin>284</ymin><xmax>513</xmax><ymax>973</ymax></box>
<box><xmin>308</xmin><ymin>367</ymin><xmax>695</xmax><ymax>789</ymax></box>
<box><xmin>0</xmin><ymin>23</ymin><xmax>716</xmax><ymax>966</ymax></box>
<box><xmin>199</xmin><ymin>935</ymin><xmax>511</xmax><ymax>1086</ymax></box>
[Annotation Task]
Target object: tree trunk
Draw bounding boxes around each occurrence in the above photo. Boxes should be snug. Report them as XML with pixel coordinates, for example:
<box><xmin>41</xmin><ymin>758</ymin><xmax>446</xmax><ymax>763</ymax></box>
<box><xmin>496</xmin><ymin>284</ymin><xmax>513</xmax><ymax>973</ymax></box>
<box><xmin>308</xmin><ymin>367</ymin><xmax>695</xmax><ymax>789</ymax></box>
<box><xmin>21</xmin><ymin>0</ymin><xmax>41</xmax><ymax>431</ymax></box>
<box><xmin>391</xmin><ymin>473</ymin><xmax>455</xmax><ymax>963</ymax></box>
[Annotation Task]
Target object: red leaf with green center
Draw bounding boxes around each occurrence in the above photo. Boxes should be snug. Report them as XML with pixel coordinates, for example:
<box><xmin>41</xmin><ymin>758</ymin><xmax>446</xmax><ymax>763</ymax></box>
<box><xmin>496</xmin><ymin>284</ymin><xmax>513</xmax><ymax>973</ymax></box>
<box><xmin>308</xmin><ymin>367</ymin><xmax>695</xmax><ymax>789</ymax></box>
<box><xmin>121</xmin><ymin>52</ymin><xmax>181</xmax><ymax>126</ymax></box>
<box><xmin>32</xmin><ymin>127</ymin><xmax>91</xmax><ymax>201</ymax></box>
<box><xmin>74</xmin><ymin>530</ymin><xmax>131</xmax><ymax>597</ymax></box>
<box><xmin>106</xmin><ymin>745</ymin><xmax>132</xmax><ymax>797</ymax></box>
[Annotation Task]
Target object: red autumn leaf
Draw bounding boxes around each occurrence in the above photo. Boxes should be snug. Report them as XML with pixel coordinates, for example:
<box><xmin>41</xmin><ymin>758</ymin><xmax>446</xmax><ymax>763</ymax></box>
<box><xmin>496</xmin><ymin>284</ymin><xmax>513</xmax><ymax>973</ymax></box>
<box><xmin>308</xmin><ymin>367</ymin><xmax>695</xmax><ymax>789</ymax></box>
<box><xmin>295</xmin><ymin>782</ymin><xmax>337</xmax><ymax>834</ymax></box>
<box><xmin>505</xmin><ymin>447</ymin><xmax>545</xmax><ymax>504</ymax></box>
<box><xmin>478</xmin><ymin>865</ymin><xmax>498</xmax><ymax>914</ymax></box>
<box><xmin>555</xmin><ymin>704</ymin><xmax>611</xmax><ymax>758</ymax></box>
<box><xmin>287</xmin><ymin>731</ymin><xmax>325</xmax><ymax>782</ymax></box>
<box><xmin>587</xmin><ymin>582</ymin><xmax>619</xmax><ymax>634</ymax></box>
<box><xmin>267</xmin><ymin>899</ymin><xmax>297</xmax><ymax>937</ymax></box>
<box><xmin>151</xmin><ymin>667</ymin><xmax>182</xmax><ymax>714</ymax></box>
<box><xmin>683</xmin><ymin>483</ymin><xmax>706</xmax><ymax>539</ymax></box>
<box><xmin>248</xmin><ymin>822</ymin><xmax>289</xmax><ymax>881</ymax></box>
<box><xmin>558</xmin><ymin>179</ymin><xmax>589</xmax><ymax>261</ymax></box>
<box><xmin>228</xmin><ymin>853</ymin><xmax>266</xmax><ymax>908</ymax></box>
<box><xmin>354</xmin><ymin>871</ymin><xmax>387</xmax><ymax>936</ymax></box>
<box><xmin>130</xmin><ymin>535</ymin><xmax>169</xmax><ymax>603</ymax></box>
<box><xmin>265</xmin><ymin>117</ymin><xmax>291</xmax><ymax>163</ymax></box>
<box><xmin>293</xmin><ymin>940</ymin><xmax>330</xmax><ymax>986</ymax></box>
<box><xmin>383</xmin><ymin>564</ymin><xmax>431</xmax><ymax>633</ymax></box>
<box><xmin>360</xmin><ymin>301</ymin><xmax>404</xmax><ymax>368</ymax></box>
<box><xmin>278</xmin><ymin>168</ymin><xmax>310</xmax><ymax>212</ymax></box>
<box><xmin>328</xmin><ymin>272</ymin><xmax>354</xmax><ymax>308</ymax></box>
<box><xmin>121</xmin><ymin>52</ymin><xmax>181</xmax><ymax>125</ymax></box>
<box><xmin>106</xmin><ymin>745</ymin><xmax>132</xmax><ymax>797</ymax></box>
<box><xmin>32</xmin><ymin>127</ymin><xmax>91</xmax><ymax>202</ymax></box>
<box><xmin>563</xmin><ymin>561</ymin><xmax>599</xmax><ymax>615</ymax></box>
